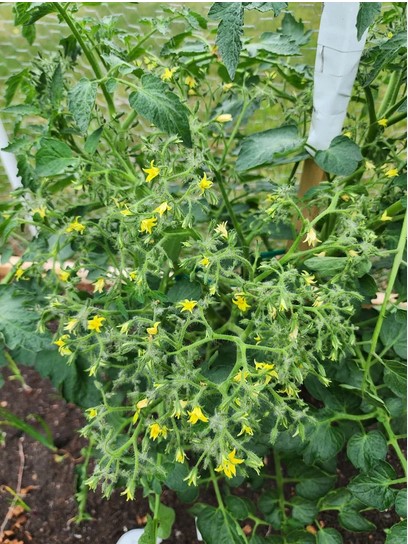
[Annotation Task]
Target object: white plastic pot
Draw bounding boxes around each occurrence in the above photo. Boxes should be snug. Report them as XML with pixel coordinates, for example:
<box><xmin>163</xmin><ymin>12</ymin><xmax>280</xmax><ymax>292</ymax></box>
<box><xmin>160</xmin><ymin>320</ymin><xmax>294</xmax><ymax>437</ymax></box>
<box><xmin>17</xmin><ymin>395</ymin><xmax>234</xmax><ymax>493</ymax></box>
<box><xmin>116</xmin><ymin>528</ymin><xmax>162</xmax><ymax>544</ymax></box>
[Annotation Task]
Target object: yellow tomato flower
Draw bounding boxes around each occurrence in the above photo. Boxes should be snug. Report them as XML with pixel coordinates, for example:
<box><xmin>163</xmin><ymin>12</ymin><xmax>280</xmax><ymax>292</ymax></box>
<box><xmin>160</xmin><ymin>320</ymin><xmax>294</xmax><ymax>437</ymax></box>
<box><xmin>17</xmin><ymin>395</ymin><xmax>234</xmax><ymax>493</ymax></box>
<box><xmin>87</xmin><ymin>315</ymin><xmax>105</xmax><ymax>333</ymax></box>
<box><xmin>222</xmin><ymin>83</ymin><xmax>233</xmax><ymax>91</ymax></box>
<box><xmin>64</xmin><ymin>318</ymin><xmax>79</xmax><ymax>333</ymax></box>
<box><xmin>142</xmin><ymin>160</ymin><xmax>160</xmax><ymax>183</ymax></box>
<box><xmin>215</xmin><ymin>449</ymin><xmax>244</xmax><ymax>478</ymax></box>
<box><xmin>161</xmin><ymin>67</ymin><xmax>177</xmax><ymax>81</ymax></box>
<box><xmin>214</xmin><ymin>221</ymin><xmax>228</xmax><ymax>239</ymax></box>
<box><xmin>187</xmin><ymin>406</ymin><xmax>209</xmax><ymax>424</ymax></box>
<box><xmin>119</xmin><ymin>320</ymin><xmax>131</xmax><ymax>334</ymax></box>
<box><xmin>183</xmin><ymin>468</ymin><xmax>198</xmax><ymax>487</ymax></box>
<box><xmin>175</xmin><ymin>448</ymin><xmax>186</xmax><ymax>463</ymax></box>
<box><xmin>93</xmin><ymin>278</ymin><xmax>105</xmax><ymax>293</ymax></box>
<box><xmin>184</xmin><ymin>75</ymin><xmax>197</xmax><ymax>89</ymax></box>
<box><xmin>149</xmin><ymin>423</ymin><xmax>168</xmax><ymax>440</ymax></box>
<box><xmin>87</xmin><ymin>408</ymin><xmax>97</xmax><ymax>419</ymax></box>
<box><xmin>238</xmin><ymin>424</ymin><xmax>254</xmax><ymax>436</ymax></box>
<box><xmin>301</xmin><ymin>271</ymin><xmax>317</xmax><ymax>285</ymax></box>
<box><xmin>232</xmin><ymin>294</ymin><xmax>251</xmax><ymax>312</ymax></box>
<box><xmin>66</xmin><ymin>216</ymin><xmax>85</xmax><ymax>234</ymax></box>
<box><xmin>343</xmin><ymin>131</ymin><xmax>352</xmax><ymax>138</ymax></box>
<box><xmin>198</xmin><ymin>172</ymin><xmax>213</xmax><ymax>194</ymax></box>
<box><xmin>136</xmin><ymin>398</ymin><xmax>149</xmax><ymax>410</ymax></box>
<box><xmin>147</xmin><ymin>321</ymin><xmax>160</xmax><ymax>335</ymax></box>
<box><xmin>172</xmin><ymin>400</ymin><xmax>188</xmax><ymax>419</ymax></box>
<box><xmin>215</xmin><ymin>113</ymin><xmax>233</xmax><ymax>123</ymax></box>
<box><xmin>58</xmin><ymin>270</ymin><xmax>70</xmax><ymax>282</ymax></box>
<box><xmin>32</xmin><ymin>206</ymin><xmax>47</xmax><ymax>218</ymax></box>
<box><xmin>255</xmin><ymin>361</ymin><xmax>278</xmax><ymax>383</ymax></box>
<box><xmin>365</xmin><ymin>160</ymin><xmax>375</xmax><ymax>170</ymax></box>
<box><xmin>313</xmin><ymin>297</ymin><xmax>323</xmax><ymax>308</ymax></box>
<box><xmin>120</xmin><ymin>205</ymin><xmax>133</xmax><ymax>216</ymax></box>
<box><xmin>140</xmin><ymin>217</ymin><xmax>157</xmax><ymax>234</ymax></box>
<box><xmin>179</xmin><ymin>299</ymin><xmax>197</xmax><ymax>313</ymax></box>
<box><xmin>304</xmin><ymin>227</ymin><xmax>321</xmax><ymax>247</ymax></box>
<box><xmin>199</xmin><ymin>256</ymin><xmax>210</xmax><ymax>267</ymax></box>
<box><xmin>120</xmin><ymin>486</ymin><xmax>134</xmax><ymax>501</ymax></box>
<box><xmin>385</xmin><ymin>168</ymin><xmax>398</xmax><ymax>178</ymax></box>
<box><xmin>381</xmin><ymin>210</ymin><xmax>393</xmax><ymax>222</ymax></box>
<box><xmin>154</xmin><ymin>202</ymin><xmax>172</xmax><ymax>216</ymax></box>
<box><xmin>378</xmin><ymin>118</ymin><xmax>388</xmax><ymax>127</ymax></box>
<box><xmin>233</xmin><ymin>369</ymin><xmax>249</xmax><ymax>383</ymax></box>
<box><xmin>54</xmin><ymin>335</ymin><xmax>72</xmax><ymax>356</ymax></box>
<box><xmin>15</xmin><ymin>268</ymin><xmax>24</xmax><ymax>281</ymax></box>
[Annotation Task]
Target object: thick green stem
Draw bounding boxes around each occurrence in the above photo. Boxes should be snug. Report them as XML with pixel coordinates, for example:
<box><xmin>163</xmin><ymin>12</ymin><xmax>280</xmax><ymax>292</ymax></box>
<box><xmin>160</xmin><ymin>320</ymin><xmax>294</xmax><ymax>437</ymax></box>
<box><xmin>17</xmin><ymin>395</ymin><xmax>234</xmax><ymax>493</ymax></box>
<box><xmin>382</xmin><ymin>417</ymin><xmax>407</xmax><ymax>476</ymax></box>
<box><xmin>273</xmin><ymin>450</ymin><xmax>287</xmax><ymax>524</ymax></box>
<box><xmin>377</xmin><ymin>70</ymin><xmax>402</xmax><ymax>120</ymax></box>
<box><xmin>367</xmin><ymin>211</ymin><xmax>407</xmax><ymax>365</ymax></box>
<box><xmin>55</xmin><ymin>4</ymin><xmax>116</xmax><ymax>119</ymax></box>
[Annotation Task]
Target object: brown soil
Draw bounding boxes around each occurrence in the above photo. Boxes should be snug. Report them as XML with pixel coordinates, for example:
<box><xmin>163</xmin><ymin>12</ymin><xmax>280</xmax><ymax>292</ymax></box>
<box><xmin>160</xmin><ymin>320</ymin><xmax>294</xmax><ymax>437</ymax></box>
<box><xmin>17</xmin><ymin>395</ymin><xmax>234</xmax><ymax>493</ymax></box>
<box><xmin>0</xmin><ymin>367</ymin><xmax>404</xmax><ymax>544</ymax></box>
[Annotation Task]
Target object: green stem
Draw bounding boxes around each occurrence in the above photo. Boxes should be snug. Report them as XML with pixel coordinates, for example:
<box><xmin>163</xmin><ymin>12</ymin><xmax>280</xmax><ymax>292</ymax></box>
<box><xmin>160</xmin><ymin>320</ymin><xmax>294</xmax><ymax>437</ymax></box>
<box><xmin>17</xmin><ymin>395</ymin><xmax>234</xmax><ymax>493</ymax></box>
<box><xmin>55</xmin><ymin>4</ymin><xmax>116</xmax><ymax>119</ymax></box>
<box><xmin>377</xmin><ymin>70</ymin><xmax>402</xmax><ymax>120</ymax></box>
<box><xmin>366</xmin><ymin>211</ymin><xmax>407</xmax><ymax>368</ymax></box>
<box><xmin>382</xmin><ymin>417</ymin><xmax>407</xmax><ymax>476</ymax></box>
<box><xmin>3</xmin><ymin>350</ymin><xmax>30</xmax><ymax>391</ymax></box>
<box><xmin>273</xmin><ymin>450</ymin><xmax>287</xmax><ymax>523</ymax></box>
<box><xmin>213</xmin><ymin>171</ymin><xmax>249</xmax><ymax>260</ymax></box>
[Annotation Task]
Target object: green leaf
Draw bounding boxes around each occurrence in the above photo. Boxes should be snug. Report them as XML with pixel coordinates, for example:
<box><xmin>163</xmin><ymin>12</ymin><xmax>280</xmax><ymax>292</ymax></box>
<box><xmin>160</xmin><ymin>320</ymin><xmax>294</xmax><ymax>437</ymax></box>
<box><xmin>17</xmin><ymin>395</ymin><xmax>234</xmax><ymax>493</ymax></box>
<box><xmin>305</xmin><ymin>256</ymin><xmax>347</xmax><ymax>276</ymax></box>
<box><xmin>395</xmin><ymin>488</ymin><xmax>407</xmax><ymax>517</ymax></box>
<box><xmin>26</xmin><ymin>3</ymin><xmax>57</xmax><ymax>25</ymax></box>
<box><xmin>291</xmin><ymin>497</ymin><xmax>318</xmax><ymax>524</ymax></box>
<box><xmin>167</xmin><ymin>279</ymin><xmax>202</xmax><ymax>303</ymax></box>
<box><xmin>84</xmin><ymin>127</ymin><xmax>104</xmax><ymax>155</ymax></box>
<box><xmin>208</xmin><ymin>3</ymin><xmax>244</xmax><ymax>80</ymax></box>
<box><xmin>162</xmin><ymin>227</ymin><xmax>200</xmax><ymax>262</ymax></box>
<box><xmin>165</xmin><ymin>463</ymin><xmax>199</xmax><ymax>503</ymax></box>
<box><xmin>339</xmin><ymin>509</ymin><xmax>376</xmax><ymax>532</ymax></box>
<box><xmin>314</xmin><ymin>136</ymin><xmax>363</xmax><ymax>176</ymax></box>
<box><xmin>5</xmin><ymin>69</ymin><xmax>29</xmax><ymax>106</ymax></box>
<box><xmin>22</xmin><ymin>24</ymin><xmax>36</xmax><ymax>45</ymax></box>
<box><xmin>347</xmin><ymin>431</ymin><xmax>388</xmax><ymax>472</ymax></box>
<box><xmin>0</xmin><ymin>406</ymin><xmax>56</xmax><ymax>451</ymax></box>
<box><xmin>50</xmin><ymin>63</ymin><xmax>64</xmax><ymax>108</ymax></box>
<box><xmin>348</xmin><ymin>460</ymin><xmax>397</xmax><ymax>510</ymax></box>
<box><xmin>294</xmin><ymin>466</ymin><xmax>336</xmax><ymax>500</ymax></box>
<box><xmin>386</xmin><ymin>520</ymin><xmax>407</xmax><ymax>544</ymax></box>
<box><xmin>195</xmin><ymin>505</ymin><xmax>246</xmax><ymax>544</ymax></box>
<box><xmin>247</xmin><ymin>33</ymin><xmax>300</xmax><ymax>57</ymax></box>
<box><xmin>139</xmin><ymin>516</ymin><xmax>155</xmax><ymax>544</ymax></box>
<box><xmin>316</xmin><ymin>528</ymin><xmax>343</xmax><ymax>544</ymax></box>
<box><xmin>2</xmin><ymin>105</ymin><xmax>41</xmax><ymax>115</ymax></box>
<box><xmin>319</xmin><ymin>488</ymin><xmax>351</xmax><ymax>510</ymax></box>
<box><xmin>225</xmin><ymin>495</ymin><xmax>250</xmax><ymax>520</ymax></box>
<box><xmin>0</xmin><ymin>286</ymin><xmax>51</xmax><ymax>353</ymax></box>
<box><xmin>35</xmin><ymin>138</ymin><xmax>79</xmax><ymax>177</ymax></box>
<box><xmin>129</xmin><ymin>74</ymin><xmax>192</xmax><ymax>146</ymax></box>
<box><xmin>303</xmin><ymin>422</ymin><xmax>345</xmax><ymax>463</ymax></box>
<box><xmin>68</xmin><ymin>78</ymin><xmax>98</xmax><ymax>133</ymax></box>
<box><xmin>243</xmin><ymin>3</ymin><xmax>287</xmax><ymax>15</ymax></box>
<box><xmin>280</xmin><ymin>12</ymin><xmax>312</xmax><ymax>46</ymax></box>
<box><xmin>362</xmin><ymin>32</ymin><xmax>406</xmax><ymax>87</ymax></box>
<box><xmin>236</xmin><ymin>125</ymin><xmax>304</xmax><ymax>171</ymax></box>
<box><xmin>157</xmin><ymin>503</ymin><xmax>176</xmax><ymax>540</ymax></box>
<box><xmin>356</xmin><ymin>3</ymin><xmax>381</xmax><ymax>41</ymax></box>
<box><xmin>380</xmin><ymin>311</ymin><xmax>407</xmax><ymax>359</ymax></box>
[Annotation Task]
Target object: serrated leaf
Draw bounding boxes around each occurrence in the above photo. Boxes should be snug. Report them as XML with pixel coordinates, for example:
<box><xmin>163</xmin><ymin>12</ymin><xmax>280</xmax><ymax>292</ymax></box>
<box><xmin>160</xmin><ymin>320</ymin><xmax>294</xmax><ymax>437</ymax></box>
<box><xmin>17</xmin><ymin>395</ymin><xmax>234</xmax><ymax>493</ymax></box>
<box><xmin>196</xmin><ymin>505</ymin><xmax>246</xmax><ymax>544</ymax></box>
<box><xmin>317</xmin><ymin>528</ymin><xmax>343</xmax><ymax>544</ymax></box>
<box><xmin>380</xmin><ymin>311</ymin><xmax>407</xmax><ymax>360</ymax></box>
<box><xmin>339</xmin><ymin>509</ymin><xmax>376</xmax><ymax>532</ymax></box>
<box><xmin>362</xmin><ymin>32</ymin><xmax>406</xmax><ymax>87</ymax></box>
<box><xmin>356</xmin><ymin>3</ymin><xmax>381</xmax><ymax>41</ymax></box>
<box><xmin>166</xmin><ymin>279</ymin><xmax>201</xmax><ymax>303</ymax></box>
<box><xmin>225</xmin><ymin>495</ymin><xmax>250</xmax><ymax>520</ymax></box>
<box><xmin>68</xmin><ymin>78</ymin><xmax>98</xmax><ymax>133</ymax></box>
<box><xmin>2</xmin><ymin>104</ymin><xmax>41</xmax><ymax>115</ymax></box>
<box><xmin>305</xmin><ymin>257</ymin><xmax>347</xmax><ymax>276</ymax></box>
<box><xmin>247</xmin><ymin>33</ymin><xmax>300</xmax><ymax>56</ymax></box>
<box><xmin>35</xmin><ymin>138</ymin><xmax>79</xmax><ymax>177</ymax></box>
<box><xmin>280</xmin><ymin>12</ymin><xmax>312</xmax><ymax>46</ymax></box>
<box><xmin>348</xmin><ymin>460</ymin><xmax>397</xmax><ymax>510</ymax></box>
<box><xmin>139</xmin><ymin>516</ymin><xmax>155</xmax><ymax>544</ymax></box>
<box><xmin>395</xmin><ymin>488</ymin><xmax>407</xmax><ymax>517</ymax></box>
<box><xmin>291</xmin><ymin>497</ymin><xmax>318</xmax><ymax>524</ymax></box>
<box><xmin>314</xmin><ymin>136</ymin><xmax>363</xmax><ymax>176</ymax></box>
<box><xmin>5</xmin><ymin>69</ymin><xmax>29</xmax><ymax>106</ymax></box>
<box><xmin>26</xmin><ymin>3</ymin><xmax>57</xmax><ymax>25</ymax></box>
<box><xmin>22</xmin><ymin>24</ymin><xmax>35</xmax><ymax>45</ymax></box>
<box><xmin>51</xmin><ymin>63</ymin><xmax>64</xmax><ymax>108</ymax></box>
<box><xmin>0</xmin><ymin>286</ymin><xmax>51</xmax><ymax>353</ymax></box>
<box><xmin>243</xmin><ymin>3</ymin><xmax>287</xmax><ymax>15</ymax></box>
<box><xmin>294</xmin><ymin>466</ymin><xmax>336</xmax><ymax>500</ymax></box>
<box><xmin>347</xmin><ymin>431</ymin><xmax>388</xmax><ymax>472</ymax></box>
<box><xmin>303</xmin><ymin>422</ymin><xmax>345</xmax><ymax>463</ymax></box>
<box><xmin>209</xmin><ymin>3</ymin><xmax>244</xmax><ymax>80</ymax></box>
<box><xmin>165</xmin><ymin>463</ymin><xmax>199</xmax><ymax>503</ymax></box>
<box><xmin>236</xmin><ymin>125</ymin><xmax>304</xmax><ymax>171</ymax></box>
<box><xmin>129</xmin><ymin>74</ymin><xmax>191</xmax><ymax>146</ymax></box>
<box><xmin>386</xmin><ymin>520</ymin><xmax>407</xmax><ymax>544</ymax></box>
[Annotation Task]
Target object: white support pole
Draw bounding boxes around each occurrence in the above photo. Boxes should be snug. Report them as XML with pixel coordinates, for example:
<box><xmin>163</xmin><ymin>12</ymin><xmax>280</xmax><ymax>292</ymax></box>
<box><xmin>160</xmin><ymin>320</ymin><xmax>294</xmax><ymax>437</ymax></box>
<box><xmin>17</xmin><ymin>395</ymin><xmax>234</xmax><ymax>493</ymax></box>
<box><xmin>0</xmin><ymin>116</ymin><xmax>22</xmax><ymax>190</ymax></box>
<box><xmin>306</xmin><ymin>2</ymin><xmax>368</xmax><ymax>153</ymax></box>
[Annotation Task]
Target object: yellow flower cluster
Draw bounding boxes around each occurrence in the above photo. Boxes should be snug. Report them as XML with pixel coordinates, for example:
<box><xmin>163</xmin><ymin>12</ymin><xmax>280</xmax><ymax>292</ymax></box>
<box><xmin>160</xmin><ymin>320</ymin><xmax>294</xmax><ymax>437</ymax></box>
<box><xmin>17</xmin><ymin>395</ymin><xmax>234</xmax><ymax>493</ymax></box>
<box><xmin>215</xmin><ymin>449</ymin><xmax>244</xmax><ymax>478</ymax></box>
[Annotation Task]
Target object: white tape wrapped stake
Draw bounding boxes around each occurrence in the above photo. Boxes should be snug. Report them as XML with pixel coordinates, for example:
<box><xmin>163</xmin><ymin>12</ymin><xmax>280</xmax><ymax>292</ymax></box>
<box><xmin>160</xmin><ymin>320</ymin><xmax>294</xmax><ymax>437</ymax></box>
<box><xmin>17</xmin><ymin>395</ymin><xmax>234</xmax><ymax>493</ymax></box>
<box><xmin>306</xmin><ymin>2</ymin><xmax>368</xmax><ymax>154</ymax></box>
